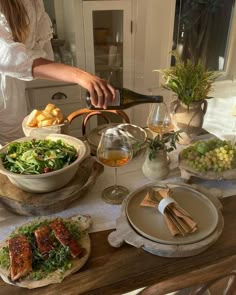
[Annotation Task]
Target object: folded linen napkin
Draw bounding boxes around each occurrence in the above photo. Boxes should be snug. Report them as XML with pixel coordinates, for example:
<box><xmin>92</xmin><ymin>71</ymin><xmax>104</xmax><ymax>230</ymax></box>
<box><xmin>140</xmin><ymin>187</ymin><xmax>198</xmax><ymax>237</ymax></box>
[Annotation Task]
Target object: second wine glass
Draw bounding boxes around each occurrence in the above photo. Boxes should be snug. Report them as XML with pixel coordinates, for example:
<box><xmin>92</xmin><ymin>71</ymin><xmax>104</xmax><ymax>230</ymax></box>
<box><xmin>147</xmin><ymin>102</ymin><xmax>174</xmax><ymax>137</ymax></box>
<box><xmin>97</xmin><ymin>127</ymin><xmax>133</xmax><ymax>205</ymax></box>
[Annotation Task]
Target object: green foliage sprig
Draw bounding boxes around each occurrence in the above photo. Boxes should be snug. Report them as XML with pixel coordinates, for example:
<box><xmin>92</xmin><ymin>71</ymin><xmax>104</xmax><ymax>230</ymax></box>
<box><xmin>158</xmin><ymin>52</ymin><xmax>219</xmax><ymax>107</ymax></box>
<box><xmin>147</xmin><ymin>130</ymin><xmax>182</xmax><ymax>161</ymax></box>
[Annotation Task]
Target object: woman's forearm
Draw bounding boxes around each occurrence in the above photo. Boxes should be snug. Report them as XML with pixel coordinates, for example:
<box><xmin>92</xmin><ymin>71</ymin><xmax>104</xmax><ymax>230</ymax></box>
<box><xmin>32</xmin><ymin>58</ymin><xmax>81</xmax><ymax>83</ymax></box>
<box><xmin>32</xmin><ymin>58</ymin><xmax>115</xmax><ymax>108</ymax></box>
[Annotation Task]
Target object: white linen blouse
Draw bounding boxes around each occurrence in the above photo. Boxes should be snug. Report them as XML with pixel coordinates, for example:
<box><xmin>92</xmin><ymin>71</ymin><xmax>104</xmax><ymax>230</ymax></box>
<box><xmin>0</xmin><ymin>0</ymin><xmax>53</xmax><ymax>144</ymax></box>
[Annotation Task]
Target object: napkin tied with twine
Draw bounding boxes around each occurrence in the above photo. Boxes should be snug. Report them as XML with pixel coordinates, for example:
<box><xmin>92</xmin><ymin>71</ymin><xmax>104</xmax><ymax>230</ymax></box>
<box><xmin>140</xmin><ymin>188</ymin><xmax>198</xmax><ymax>237</ymax></box>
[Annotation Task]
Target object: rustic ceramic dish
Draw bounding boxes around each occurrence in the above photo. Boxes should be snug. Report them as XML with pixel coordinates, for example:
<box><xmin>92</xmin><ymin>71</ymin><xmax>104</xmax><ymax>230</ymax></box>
<box><xmin>179</xmin><ymin>150</ymin><xmax>236</xmax><ymax>181</ymax></box>
<box><xmin>108</xmin><ymin>183</ymin><xmax>224</xmax><ymax>257</ymax></box>
<box><xmin>0</xmin><ymin>134</ymin><xmax>90</xmax><ymax>193</ymax></box>
<box><xmin>126</xmin><ymin>184</ymin><xmax>219</xmax><ymax>245</ymax></box>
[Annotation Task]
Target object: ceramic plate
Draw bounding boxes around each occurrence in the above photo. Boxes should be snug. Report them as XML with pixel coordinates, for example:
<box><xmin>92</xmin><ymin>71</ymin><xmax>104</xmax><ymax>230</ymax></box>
<box><xmin>126</xmin><ymin>183</ymin><xmax>219</xmax><ymax>245</ymax></box>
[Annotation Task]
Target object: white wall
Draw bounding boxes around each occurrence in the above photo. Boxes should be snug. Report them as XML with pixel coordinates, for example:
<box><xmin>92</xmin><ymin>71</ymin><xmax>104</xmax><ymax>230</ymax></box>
<box><xmin>133</xmin><ymin>0</ymin><xmax>175</xmax><ymax>93</ymax></box>
<box><xmin>131</xmin><ymin>0</ymin><xmax>176</xmax><ymax>127</ymax></box>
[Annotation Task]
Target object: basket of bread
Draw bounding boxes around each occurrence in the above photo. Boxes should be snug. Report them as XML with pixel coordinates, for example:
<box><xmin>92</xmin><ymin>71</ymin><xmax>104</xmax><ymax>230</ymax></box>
<box><xmin>22</xmin><ymin>104</ymin><xmax>69</xmax><ymax>137</ymax></box>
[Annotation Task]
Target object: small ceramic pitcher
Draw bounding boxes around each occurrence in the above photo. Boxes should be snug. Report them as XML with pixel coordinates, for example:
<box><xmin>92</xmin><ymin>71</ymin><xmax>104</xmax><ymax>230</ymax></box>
<box><xmin>142</xmin><ymin>149</ymin><xmax>170</xmax><ymax>181</ymax></box>
<box><xmin>170</xmin><ymin>99</ymin><xmax>208</xmax><ymax>144</ymax></box>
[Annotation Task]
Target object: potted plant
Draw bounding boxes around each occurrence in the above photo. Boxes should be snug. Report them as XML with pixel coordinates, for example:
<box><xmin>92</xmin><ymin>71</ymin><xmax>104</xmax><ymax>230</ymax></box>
<box><xmin>142</xmin><ymin>130</ymin><xmax>182</xmax><ymax>181</ymax></box>
<box><xmin>158</xmin><ymin>51</ymin><xmax>219</xmax><ymax>142</ymax></box>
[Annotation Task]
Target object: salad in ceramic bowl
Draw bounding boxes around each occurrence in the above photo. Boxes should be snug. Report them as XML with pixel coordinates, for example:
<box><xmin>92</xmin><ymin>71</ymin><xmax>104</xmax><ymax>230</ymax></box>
<box><xmin>0</xmin><ymin>134</ymin><xmax>90</xmax><ymax>193</ymax></box>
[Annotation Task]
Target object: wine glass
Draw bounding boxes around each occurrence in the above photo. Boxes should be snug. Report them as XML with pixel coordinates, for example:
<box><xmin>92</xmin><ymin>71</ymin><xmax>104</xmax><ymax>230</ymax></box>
<box><xmin>97</xmin><ymin>127</ymin><xmax>133</xmax><ymax>204</ymax></box>
<box><xmin>147</xmin><ymin>102</ymin><xmax>174</xmax><ymax>138</ymax></box>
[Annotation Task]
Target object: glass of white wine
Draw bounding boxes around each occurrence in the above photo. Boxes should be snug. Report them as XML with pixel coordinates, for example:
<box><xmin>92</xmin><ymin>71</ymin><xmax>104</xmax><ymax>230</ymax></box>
<box><xmin>97</xmin><ymin>127</ymin><xmax>133</xmax><ymax>204</ymax></box>
<box><xmin>147</xmin><ymin>102</ymin><xmax>174</xmax><ymax>137</ymax></box>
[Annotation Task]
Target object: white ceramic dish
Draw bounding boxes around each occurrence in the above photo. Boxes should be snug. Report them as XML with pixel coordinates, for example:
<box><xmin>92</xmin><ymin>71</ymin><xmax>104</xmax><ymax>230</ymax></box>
<box><xmin>22</xmin><ymin>115</ymin><xmax>70</xmax><ymax>137</ymax></box>
<box><xmin>0</xmin><ymin>134</ymin><xmax>90</xmax><ymax>193</ymax></box>
<box><xmin>126</xmin><ymin>183</ymin><xmax>219</xmax><ymax>245</ymax></box>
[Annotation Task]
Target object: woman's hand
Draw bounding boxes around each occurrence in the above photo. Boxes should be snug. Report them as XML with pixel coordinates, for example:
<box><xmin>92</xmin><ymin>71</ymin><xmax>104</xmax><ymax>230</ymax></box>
<box><xmin>76</xmin><ymin>69</ymin><xmax>116</xmax><ymax>109</ymax></box>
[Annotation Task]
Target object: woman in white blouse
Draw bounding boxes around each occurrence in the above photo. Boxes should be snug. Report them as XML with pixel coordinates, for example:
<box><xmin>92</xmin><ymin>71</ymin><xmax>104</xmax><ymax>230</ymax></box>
<box><xmin>0</xmin><ymin>0</ymin><xmax>115</xmax><ymax>145</ymax></box>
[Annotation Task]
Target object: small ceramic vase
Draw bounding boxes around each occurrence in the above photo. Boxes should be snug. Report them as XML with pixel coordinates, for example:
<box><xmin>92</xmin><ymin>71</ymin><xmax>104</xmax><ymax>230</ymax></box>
<box><xmin>142</xmin><ymin>149</ymin><xmax>170</xmax><ymax>181</ymax></box>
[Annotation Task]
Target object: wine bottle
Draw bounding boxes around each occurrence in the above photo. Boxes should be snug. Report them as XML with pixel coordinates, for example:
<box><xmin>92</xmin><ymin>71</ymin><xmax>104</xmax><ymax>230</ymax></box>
<box><xmin>85</xmin><ymin>88</ymin><xmax>163</xmax><ymax>110</ymax></box>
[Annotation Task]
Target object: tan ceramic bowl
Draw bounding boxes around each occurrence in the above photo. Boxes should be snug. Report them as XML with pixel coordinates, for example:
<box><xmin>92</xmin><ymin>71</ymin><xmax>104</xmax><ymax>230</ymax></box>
<box><xmin>0</xmin><ymin>134</ymin><xmax>90</xmax><ymax>193</ymax></box>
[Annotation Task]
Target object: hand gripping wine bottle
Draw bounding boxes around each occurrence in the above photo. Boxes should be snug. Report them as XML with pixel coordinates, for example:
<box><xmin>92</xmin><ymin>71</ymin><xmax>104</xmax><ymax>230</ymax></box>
<box><xmin>85</xmin><ymin>88</ymin><xmax>163</xmax><ymax>110</ymax></box>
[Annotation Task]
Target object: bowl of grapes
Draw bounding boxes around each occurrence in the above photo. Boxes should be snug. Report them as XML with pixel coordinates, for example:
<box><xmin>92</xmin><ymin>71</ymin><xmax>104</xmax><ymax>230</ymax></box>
<box><xmin>179</xmin><ymin>137</ymin><xmax>236</xmax><ymax>181</ymax></box>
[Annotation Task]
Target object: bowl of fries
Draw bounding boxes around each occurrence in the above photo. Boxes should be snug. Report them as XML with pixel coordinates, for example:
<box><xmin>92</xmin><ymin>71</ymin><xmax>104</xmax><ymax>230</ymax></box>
<box><xmin>22</xmin><ymin>103</ymin><xmax>69</xmax><ymax>138</ymax></box>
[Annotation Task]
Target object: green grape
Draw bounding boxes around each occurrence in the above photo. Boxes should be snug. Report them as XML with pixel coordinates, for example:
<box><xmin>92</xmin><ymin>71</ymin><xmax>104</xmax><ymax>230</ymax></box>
<box><xmin>183</xmin><ymin>138</ymin><xmax>236</xmax><ymax>172</ymax></box>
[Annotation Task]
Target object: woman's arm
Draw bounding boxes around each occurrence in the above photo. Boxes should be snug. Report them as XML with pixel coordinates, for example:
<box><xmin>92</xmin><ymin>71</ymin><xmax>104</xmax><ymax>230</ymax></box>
<box><xmin>32</xmin><ymin>58</ymin><xmax>115</xmax><ymax>109</ymax></box>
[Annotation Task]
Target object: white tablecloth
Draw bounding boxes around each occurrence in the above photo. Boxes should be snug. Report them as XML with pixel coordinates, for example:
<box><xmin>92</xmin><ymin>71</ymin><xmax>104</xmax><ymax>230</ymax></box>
<box><xmin>1</xmin><ymin>95</ymin><xmax>236</xmax><ymax>241</ymax></box>
<box><xmin>0</xmin><ymin>140</ymin><xmax>236</xmax><ymax>242</ymax></box>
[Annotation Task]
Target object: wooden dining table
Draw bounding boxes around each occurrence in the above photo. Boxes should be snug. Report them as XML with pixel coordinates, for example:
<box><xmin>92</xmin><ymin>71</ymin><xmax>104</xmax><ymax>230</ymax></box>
<box><xmin>0</xmin><ymin>194</ymin><xmax>235</xmax><ymax>295</ymax></box>
<box><xmin>0</xmin><ymin>130</ymin><xmax>236</xmax><ymax>295</ymax></box>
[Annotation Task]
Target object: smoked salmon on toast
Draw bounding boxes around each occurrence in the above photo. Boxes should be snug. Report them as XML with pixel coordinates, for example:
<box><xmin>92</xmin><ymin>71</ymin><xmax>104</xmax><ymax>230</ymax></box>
<box><xmin>9</xmin><ymin>235</ymin><xmax>32</xmax><ymax>281</ymax></box>
<box><xmin>0</xmin><ymin>215</ymin><xmax>92</xmax><ymax>289</ymax></box>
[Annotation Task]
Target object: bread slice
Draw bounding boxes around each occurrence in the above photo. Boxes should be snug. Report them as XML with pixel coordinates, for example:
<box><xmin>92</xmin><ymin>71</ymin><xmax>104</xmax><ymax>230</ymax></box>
<box><xmin>0</xmin><ymin>215</ymin><xmax>91</xmax><ymax>289</ymax></box>
<box><xmin>51</xmin><ymin>108</ymin><xmax>64</xmax><ymax>123</ymax></box>
<box><xmin>26</xmin><ymin>110</ymin><xmax>42</xmax><ymax>127</ymax></box>
<box><xmin>44</xmin><ymin>103</ymin><xmax>56</xmax><ymax>113</ymax></box>
<box><xmin>36</xmin><ymin>111</ymin><xmax>54</xmax><ymax>122</ymax></box>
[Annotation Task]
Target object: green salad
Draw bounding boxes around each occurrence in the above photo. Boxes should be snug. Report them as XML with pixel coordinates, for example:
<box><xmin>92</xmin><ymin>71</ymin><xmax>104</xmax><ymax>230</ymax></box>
<box><xmin>0</xmin><ymin>139</ymin><xmax>78</xmax><ymax>174</ymax></box>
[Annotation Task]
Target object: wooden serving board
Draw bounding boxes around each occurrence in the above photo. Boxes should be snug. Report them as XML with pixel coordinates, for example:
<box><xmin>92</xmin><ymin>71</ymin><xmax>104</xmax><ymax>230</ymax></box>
<box><xmin>0</xmin><ymin>157</ymin><xmax>103</xmax><ymax>216</ymax></box>
<box><xmin>108</xmin><ymin>183</ymin><xmax>224</xmax><ymax>257</ymax></box>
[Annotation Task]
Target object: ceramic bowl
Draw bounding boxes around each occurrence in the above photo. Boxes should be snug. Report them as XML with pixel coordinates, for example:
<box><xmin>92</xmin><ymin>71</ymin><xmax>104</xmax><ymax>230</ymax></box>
<box><xmin>0</xmin><ymin>134</ymin><xmax>90</xmax><ymax>193</ymax></box>
<box><xmin>22</xmin><ymin>115</ymin><xmax>70</xmax><ymax>138</ymax></box>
